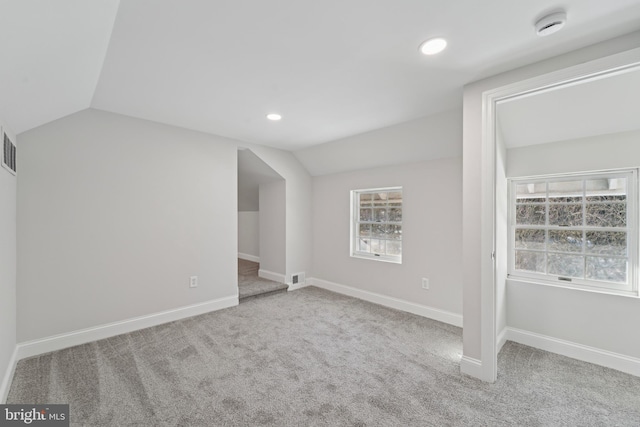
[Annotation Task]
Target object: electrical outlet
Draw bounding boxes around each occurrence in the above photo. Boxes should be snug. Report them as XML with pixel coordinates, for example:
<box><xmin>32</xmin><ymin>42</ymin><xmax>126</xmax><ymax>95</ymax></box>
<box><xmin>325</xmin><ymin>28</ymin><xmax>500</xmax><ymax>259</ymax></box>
<box><xmin>421</xmin><ymin>278</ymin><xmax>429</xmax><ymax>290</ymax></box>
<box><xmin>190</xmin><ymin>276</ymin><xmax>198</xmax><ymax>288</ymax></box>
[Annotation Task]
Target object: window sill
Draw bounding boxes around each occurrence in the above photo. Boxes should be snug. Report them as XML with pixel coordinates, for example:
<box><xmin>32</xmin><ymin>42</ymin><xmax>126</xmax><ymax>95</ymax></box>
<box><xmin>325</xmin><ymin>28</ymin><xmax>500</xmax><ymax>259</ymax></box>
<box><xmin>506</xmin><ymin>275</ymin><xmax>639</xmax><ymax>298</ymax></box>
<box><xmin>351</xmin><ymin>253</ymin><xmax>402</xmax><ymax>264</ymax></box>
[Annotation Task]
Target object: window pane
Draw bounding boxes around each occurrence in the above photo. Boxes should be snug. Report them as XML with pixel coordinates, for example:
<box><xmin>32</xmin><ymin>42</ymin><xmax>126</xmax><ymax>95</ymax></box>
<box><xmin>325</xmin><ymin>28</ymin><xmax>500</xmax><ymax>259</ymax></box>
<box><xmin>372</xmin><ymin>223</ymin><xmax>386</xmax><ymax>239</ymax></box>
<box><xmin>586</xmin><ymin>257</ymin><xmax>626</xmax><ymax>283</ymax></box>
<box><xmin>388</xmin><ymin>225</ymin><xmax>402</xmax><ymax>240</ymax></box>
<box><xmin>387</xmin><ymin>241</ymin><xmax>401</xmax><ymax>256</ymax></box>
<box><xmin>548</xmin><ymin>204</ymin><xmax>582</xmax><ymax>227</ymax></box>
<box><xmin>585</xmin><ymin>178</ymin><xmax>626</xmax><ymax>200</ymax></box>
<box><xmin>370</xmin><ymin>239</ymin><xmax>385</xmax><ymax>254</ymax></box>
<box><xmin>548</xmin><ymin>230</ymin><xmax>582</xmax><ymax>253</ymax></box>
<box><xmin>586</xmin><ymin>195</ymin><xmax>626</xmax><ymax>202</ymax></box>
<box><xmin>388</xmin><ymin>192</ymin><xmax>402</xmax><ymax>206</ymax></box>
<box><xmin>548</xmin><ymin>180</ymin><xmax>583</xmax><ymax>203</ymax></box>
<box><xmin>515</xmin><ymin>251</ymin><xmax>545</xmax><ymax>273</ymax></box>
<box><xmin>586</xmin><ymin>203</ymin><xmax>626</xmax><ymax>227</ymax></box>
<box><xmin>359</xmin><ymin>208</ymin><xmax>372</xmax><ymax>222</ymax></box>
<box><xmin>373</xmin><ymin>208</ymin><xmax>387</xmax><ymax>222</ymax></box>
<box><xmin>389</xmin><ymin>207</ymin><xmax>402</xmax><ymax>222</ymax></box>
<box><xmin>516</xmin><ymin>183</ymin><xmax>545</xmax><ymax>202</ymax></box>
<box><xmin>357</xmin><ymin>238</ymin><xmax>370</xmax><ymax>253</ymax></box>
<box><xmin>547</xmin><ymin>253</ymin><xmax>584</xmax><ymax>278</ymax></box>
<box><xmin>373</xmin><ymin>193</ymin><xmax>387</xmax><ymax>206</ymax></box>
<box><xmin>358</xmin><ymin>224</ymin><xmax>371</xmax><ymax>237</ymax></box>
<box><xmin>515</xmin><ymin>204</ymin><xmax>546</xmax><ymax>225</ymax></box>
<box><xmin>515</xmin><ymin>229</ymin><xmax>545</xmax><ymax>250</ymax></box>
<box><xmin>585</xmin><ymin>231</ymin><xmax>626</xmax><ymax>256</ymax></box>
<box><xmin>359</xmin><ymin>193</ymin><xmax>373</xmax><ymax>206</ymax></box>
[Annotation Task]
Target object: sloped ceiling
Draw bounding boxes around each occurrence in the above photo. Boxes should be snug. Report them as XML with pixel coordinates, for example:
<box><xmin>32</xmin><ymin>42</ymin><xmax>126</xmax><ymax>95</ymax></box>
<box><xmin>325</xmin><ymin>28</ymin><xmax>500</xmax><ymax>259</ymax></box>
<box><xmin>238</xmin><ymin>149</ymin><xmax>283</xmax><ymax>211</ymax></box>
<box><xmin>2</xmin><ymin>0</ymin><xmax>640</xmax><ymax>151</ymax></box>
<box><xmin>0</xmin><ymin>0</ymin><xmax>119</xmax><ymax>134</ymax></box>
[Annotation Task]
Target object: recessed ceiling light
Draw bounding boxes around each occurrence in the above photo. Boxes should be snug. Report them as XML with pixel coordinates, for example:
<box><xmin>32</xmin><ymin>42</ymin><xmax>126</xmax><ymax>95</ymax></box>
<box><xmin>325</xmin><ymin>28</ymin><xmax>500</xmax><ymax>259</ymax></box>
<box><xmin>266</xmin><ymin>113</ymin><xmax>282</xmax><ymax>121</ymax></box>
<box><xmin>419</xmin><ymin>38</ymin><xmax>447</xmax><ymax>55</ymax></box>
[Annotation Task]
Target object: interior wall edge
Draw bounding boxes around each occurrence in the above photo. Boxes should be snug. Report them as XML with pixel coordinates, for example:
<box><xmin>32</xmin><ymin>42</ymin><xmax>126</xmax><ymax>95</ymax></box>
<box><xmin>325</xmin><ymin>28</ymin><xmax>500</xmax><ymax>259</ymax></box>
<box><xmin>0</xmin><ymin>346</ymin><xmax>18</xmax><ymax>403</ymax></box>
<box><xmin>460</xmin><ymin>356</ymin><xmax>483</xmax><ymax>379</ymax></box>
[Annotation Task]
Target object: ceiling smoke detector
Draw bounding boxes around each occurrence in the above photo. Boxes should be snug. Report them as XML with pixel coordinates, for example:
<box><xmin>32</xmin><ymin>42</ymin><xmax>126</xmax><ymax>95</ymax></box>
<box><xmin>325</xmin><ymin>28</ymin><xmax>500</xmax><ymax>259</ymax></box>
<box><xmin>535</xmin><ymin>11</ymin><xmax>567</xmax><ymax>37</ymax></box>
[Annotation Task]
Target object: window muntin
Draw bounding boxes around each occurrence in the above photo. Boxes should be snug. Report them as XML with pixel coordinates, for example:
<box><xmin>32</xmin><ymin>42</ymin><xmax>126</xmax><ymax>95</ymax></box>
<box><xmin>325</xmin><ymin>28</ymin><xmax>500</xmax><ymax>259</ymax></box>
<box><xmin>351</xmin><ymin>187</ymin><xmax>402</xmax><ymax>263</ymax></box>
<box><xmin>509</xmin><ymin>171</ymin><xmax>637</xmax><ymax>296</ymax></box>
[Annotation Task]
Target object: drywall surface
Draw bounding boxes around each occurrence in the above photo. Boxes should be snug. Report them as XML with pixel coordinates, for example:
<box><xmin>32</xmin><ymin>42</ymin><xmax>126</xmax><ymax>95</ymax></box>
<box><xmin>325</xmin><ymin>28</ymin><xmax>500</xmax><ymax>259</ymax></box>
<box><xmin>238</xmin><ymin>211</ymin><xmax>259</xmax><ymax>259</ymax></box>
<box><xmin>237</xmin><ymin>149</ymin><xmax>283</xmax><ymax>212</ymax></box>
<box><xmin>250</xmin><ymin>146</ymin><xmax>312</xmax><ymax>281</ymax></box>
<box><xmin>506</xmin><ymin>130</ymin><xmax>640</xmax><ymax>358</ymax></box>
<box><xmin>495</xmin><ymin>127</ymin><xmax>508</xmax><ymax>342</ymax></box>
<box><xmin>507</xmin><ymin>129</ymin><xmax>640</xmax><ymax>177</ymax></box>
<box><xmin>462</xmin><ymin>30</ymin><xmax>640</xmax><ymax>362</ymax></box>
<box><xmin>294</xmin><ymin>109</ymin><xmax>462</xmax><ymax>176</ymax></box>
<box><xmin>0</xmin><ymin>123</ymin><xmax>17</xmax><ymax>401</ymax></box>
<box><xmin>259</xmin><ymin>180</ymin><xmax>286</xmax><ymax>276</ymax></box>
<box><xmin>311</xmin><ymin>157</ymin><xmax>463</xmax><ymax>314</ymax></box>
<box><xmin>17</xmin><ymin>109</ymin><xmax>239</xmax><ymax>342</ymax></box>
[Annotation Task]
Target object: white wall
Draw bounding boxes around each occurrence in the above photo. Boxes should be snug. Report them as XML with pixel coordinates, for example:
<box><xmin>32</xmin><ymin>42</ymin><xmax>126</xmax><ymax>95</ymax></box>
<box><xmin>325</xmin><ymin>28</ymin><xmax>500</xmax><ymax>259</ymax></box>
<box><xmin>294</xmin><ymin>109</ymin><xmax>462</xmax><ymax>176</ymax></box>
<box><xmin>258</xmin><ymin>180</ymin><xmax>286</xmax><ymax>278</ymax></box>
<box><xmin>0</xmin><ymin>123</ymin><xmax>17</xmax><ymax>402</ymax></box>
<box><xmin>495</xmin><ymin>127</ymin><xmax>508</xmax><ymax>347</ymax></box>
<box><xmin>238</xmin><ymin>211</ymin><xmax>260</xmax><ymax>261</ymax></box>
<box><xmin>250</xmin><ymin>147</ymin><xmax>312</xmax><ymax>282</ymax></box>
<box><xmin>462</xmin><ymin>30</ymin><xmax>640</xmax><ymax>365</ymax></box>
<box><xmin>17</xmin><ymin>109</ymin><xmax>239</xmax><ymax>342</ymax></box>
<box><xmin>506</xmin><ymin>129</ymin><xmax>640</xmax><ymax>358</ymax></box>
<box><xmin>311</xmin><ymin>157</ymin><xmax>463</xmax><ymax>316</ymax></box>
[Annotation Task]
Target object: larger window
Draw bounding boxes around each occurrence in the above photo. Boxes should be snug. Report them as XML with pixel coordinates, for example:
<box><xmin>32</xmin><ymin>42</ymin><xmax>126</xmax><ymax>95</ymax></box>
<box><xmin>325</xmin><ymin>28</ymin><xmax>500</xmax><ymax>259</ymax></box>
<box><xmin>351</xmin><ymin>187</ymin><xmax>402</xmax><ymax>263</ymax></box>
<box><xmin>509</xmin><ymin>170</ymin><xmax>638</xmax><ymax>296</ymax></box>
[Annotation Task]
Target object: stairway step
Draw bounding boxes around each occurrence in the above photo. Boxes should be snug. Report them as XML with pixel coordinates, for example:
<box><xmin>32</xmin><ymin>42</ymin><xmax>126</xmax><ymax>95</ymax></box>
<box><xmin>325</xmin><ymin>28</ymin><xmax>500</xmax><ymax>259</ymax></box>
<box><xmin>239</xmin><ymin>287</ymin><xmax>288</xmax><ymax>302</ymax></box>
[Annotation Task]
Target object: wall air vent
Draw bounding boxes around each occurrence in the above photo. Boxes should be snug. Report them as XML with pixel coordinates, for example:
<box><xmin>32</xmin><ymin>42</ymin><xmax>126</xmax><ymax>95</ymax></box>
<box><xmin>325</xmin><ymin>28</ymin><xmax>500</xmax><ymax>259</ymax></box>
<box><xmin>2</xmin><ymin>130</ymin><xmax>16</xmax><ymax>176</ymax></box>
<box><xmin>291</xmin><ymin>272</ymin><xmax>306</xmax><ymax>286</ymax></box>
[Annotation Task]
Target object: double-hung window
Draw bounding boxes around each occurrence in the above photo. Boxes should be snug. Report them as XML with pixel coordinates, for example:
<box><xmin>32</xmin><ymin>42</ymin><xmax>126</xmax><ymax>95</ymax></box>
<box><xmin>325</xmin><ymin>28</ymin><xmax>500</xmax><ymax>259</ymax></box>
<box><xmin>351</xmin><ymin>187</ymin><xmax>402</xmax><ymax>263</ymax></box>
<box><xmin>509</xmin><ymin>170</ymin><xmax>638</xmax><ymax>296</ymax></box>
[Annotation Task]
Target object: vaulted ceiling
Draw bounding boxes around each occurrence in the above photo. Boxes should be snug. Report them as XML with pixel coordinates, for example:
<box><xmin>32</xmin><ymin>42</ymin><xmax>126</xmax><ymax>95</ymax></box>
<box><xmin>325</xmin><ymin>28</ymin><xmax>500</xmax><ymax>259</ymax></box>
<box><xmin>1</xmin><ymin>0</ymin><xmax>640</xmax><ymax>151</ymax></box>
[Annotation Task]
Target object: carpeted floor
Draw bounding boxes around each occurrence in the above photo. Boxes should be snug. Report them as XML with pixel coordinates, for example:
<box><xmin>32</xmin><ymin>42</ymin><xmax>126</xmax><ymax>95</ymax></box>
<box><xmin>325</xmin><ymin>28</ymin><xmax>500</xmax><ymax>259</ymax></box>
<box><xmin>238</xmin><ymin>259</ymin><xmax>288</xmax><ymax>301</ymax></box>
<box><xmin>7</xmin><ymin>287</ymin><xmax>640</xmax><ymax>426</ymax></box>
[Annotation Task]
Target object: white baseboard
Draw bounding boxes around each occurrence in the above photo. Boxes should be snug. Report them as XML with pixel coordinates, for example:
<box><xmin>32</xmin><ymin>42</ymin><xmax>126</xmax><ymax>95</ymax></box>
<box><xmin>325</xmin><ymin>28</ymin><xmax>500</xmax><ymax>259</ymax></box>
<box><xmin>307</xmin><ymin>277</ymin><xmax>463</xmax><ymax>327</ymax></box>
<box><xmin>506</xmin><ymin>327</ymin><xmax>640</xmax><ymax>377</ymax></box>
<box><xmin>16</xmin><ymin>295</ymin><xmax>238</xmax><ymax>361</ymax></box>
<box><xmin>259</xmin><ymin>269</ymin><xmax>285</xmax><ymax>284</ymax></box>
<box><xmin>497</xmin><ymin>328</ymin><xmax>508</xmax><ymax>354</ymax></box>
<box><xmin>460</xmin><ymin>356</ymin><xmax>483</xmax><ymax>378</ymax></box>
<box><xmin>238</xmin><ymin>253</ymin><xmax>260</xmax><ymax>263</ymax></box>
<box><xmin>1</xmin><ymin>346</ymin><xmax>18</xmax><ymax>403</ymax></box>
<box><xmin>287</xmin><ymin>282</ymin><xmax>310</xmax><ymax>291</ymax></box>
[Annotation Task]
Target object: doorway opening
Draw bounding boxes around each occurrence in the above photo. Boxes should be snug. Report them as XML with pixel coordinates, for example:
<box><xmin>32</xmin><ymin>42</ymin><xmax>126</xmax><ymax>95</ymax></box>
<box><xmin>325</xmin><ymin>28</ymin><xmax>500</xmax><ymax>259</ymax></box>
<box><xmin>481</xmin><ymin>48</ymin><xmax>640</xmax><ymax>381</ymax></box>
<box><xmin>237</xmin><ymin>148</ymin><xmax>287</xmax><ymax>301</ymax></box>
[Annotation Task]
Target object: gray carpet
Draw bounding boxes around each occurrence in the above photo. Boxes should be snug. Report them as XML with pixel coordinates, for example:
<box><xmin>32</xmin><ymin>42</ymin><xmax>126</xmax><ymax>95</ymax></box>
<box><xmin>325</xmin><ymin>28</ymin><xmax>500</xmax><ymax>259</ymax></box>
<box><xmin>7</xmin><ymin>287</ymin><xmax>640</xmax><ymax>426</ymax></box>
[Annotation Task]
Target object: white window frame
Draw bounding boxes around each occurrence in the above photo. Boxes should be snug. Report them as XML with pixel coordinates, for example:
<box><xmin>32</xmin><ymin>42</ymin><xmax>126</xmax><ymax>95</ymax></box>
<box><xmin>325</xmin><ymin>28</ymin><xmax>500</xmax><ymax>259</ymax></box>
<box><xmin>350</xmin><ymin>187</ymin><xmax>402</xmax><ymax>264</ymax></box>
<box><xmin>508</xmin><ymin>169</ymin><xmax>638</xmax><ymax>297</ymax></box>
